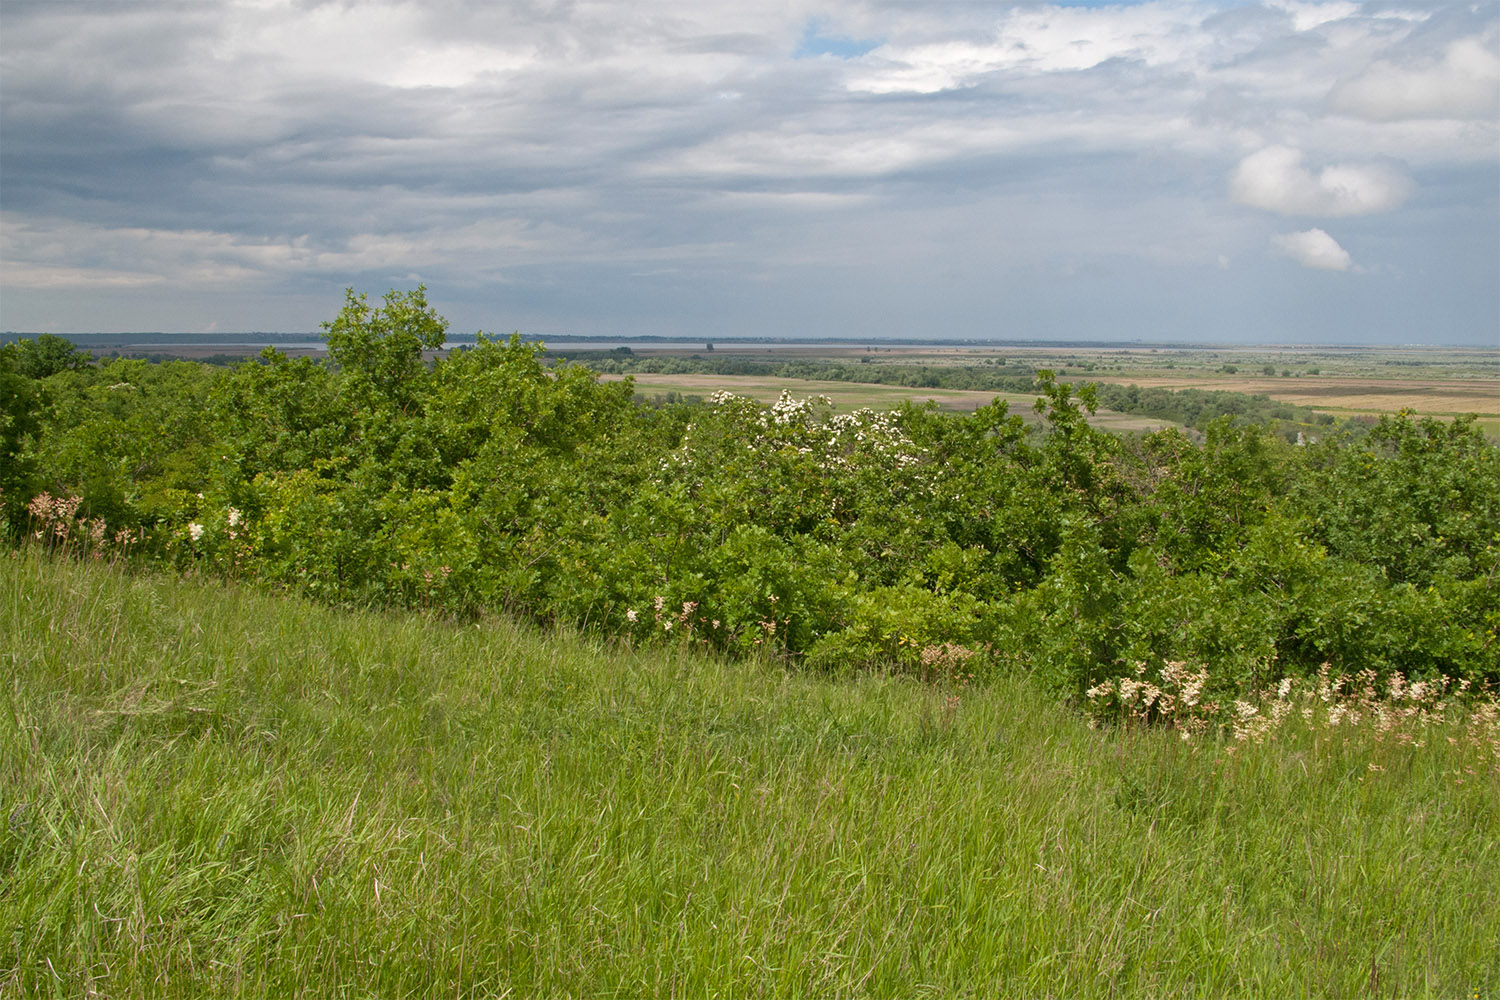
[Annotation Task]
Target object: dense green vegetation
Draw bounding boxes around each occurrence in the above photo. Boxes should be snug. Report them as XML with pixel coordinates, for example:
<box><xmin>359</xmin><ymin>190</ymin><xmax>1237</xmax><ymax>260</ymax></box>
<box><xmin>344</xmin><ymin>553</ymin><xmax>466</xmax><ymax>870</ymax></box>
<box><xmin>3</xmin><ymin>549</ymin><xmax>1497</xmax><ymax>997</ymax></box>
<box><xmin>3</xmin><ymin>290</ymin><xmax>1497</xmax><ymax>719</ymax></box>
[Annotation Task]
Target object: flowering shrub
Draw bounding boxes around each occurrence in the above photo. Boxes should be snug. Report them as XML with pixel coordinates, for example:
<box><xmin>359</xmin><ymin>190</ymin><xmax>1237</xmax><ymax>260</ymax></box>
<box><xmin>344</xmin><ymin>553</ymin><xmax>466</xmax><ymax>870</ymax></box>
<box><xmin>20</xmin><ymin>490</ymin><xmax>143</xmax><ymax>561</ymax></box>
<box><xmin>919</xmin><ymin>642</ymin><xmax>979</xmax><ymax>687</ymax></box>
<box><xmin>805</xmin><ymin>581</ymin><xmax>987</xmax><ymax>675</ymax></box>
<box><xmin>1087</xmin><ymin>660</ymin><xmax>1500</xmax><ymax>778</ymax></box>
<box><xmin>653</xmin><ymin>390</ymin><xmax>930</xmax><ymax>542</ymax></box>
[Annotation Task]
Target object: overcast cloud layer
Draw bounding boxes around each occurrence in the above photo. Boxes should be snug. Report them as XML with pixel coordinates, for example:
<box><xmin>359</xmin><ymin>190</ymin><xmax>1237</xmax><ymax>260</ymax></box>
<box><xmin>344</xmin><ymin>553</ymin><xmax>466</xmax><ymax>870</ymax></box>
<box><xmin>1</xmin><ymin>0</ymin><xmax>1496</xmax><ymax>343</ymax></box>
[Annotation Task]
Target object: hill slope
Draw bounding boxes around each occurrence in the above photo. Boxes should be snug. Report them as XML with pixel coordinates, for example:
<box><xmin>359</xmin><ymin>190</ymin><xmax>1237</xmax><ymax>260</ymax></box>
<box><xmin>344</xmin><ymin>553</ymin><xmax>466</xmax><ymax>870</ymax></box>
<box><xmin>2</xmin><ymin>550</ymin><xmax>1497</xmax><ymax>997</ymax></box>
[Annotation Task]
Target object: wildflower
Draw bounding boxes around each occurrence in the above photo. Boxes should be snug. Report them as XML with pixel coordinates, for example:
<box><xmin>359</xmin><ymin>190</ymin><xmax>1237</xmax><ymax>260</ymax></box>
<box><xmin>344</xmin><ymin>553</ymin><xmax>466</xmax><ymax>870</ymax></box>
<box><xmin>626</xmin><ymin>609</ymin><xmax>639</xmax><ymax>623</ymax></box>
<box><xmin>188</xmin><ymin>522</ymin><xmax>204</xmax><ymax>542</ymax></box>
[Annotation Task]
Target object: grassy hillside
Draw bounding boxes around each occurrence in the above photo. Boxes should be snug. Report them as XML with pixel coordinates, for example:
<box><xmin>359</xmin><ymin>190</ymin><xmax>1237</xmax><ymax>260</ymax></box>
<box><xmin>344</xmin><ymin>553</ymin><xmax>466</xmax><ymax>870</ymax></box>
<box><xmin>3</xmin><ymin>549</ymin><xmax>1498</xmax><ymax>998</ymax></box>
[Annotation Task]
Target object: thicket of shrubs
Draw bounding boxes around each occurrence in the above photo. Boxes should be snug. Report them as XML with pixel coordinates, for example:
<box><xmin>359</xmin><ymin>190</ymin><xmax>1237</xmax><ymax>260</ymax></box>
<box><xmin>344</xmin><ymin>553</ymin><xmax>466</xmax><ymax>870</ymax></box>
<box><xmin>4</xmin><ymin>290</ymin><xmax>1497</xmax><ymax>708</ymax></box>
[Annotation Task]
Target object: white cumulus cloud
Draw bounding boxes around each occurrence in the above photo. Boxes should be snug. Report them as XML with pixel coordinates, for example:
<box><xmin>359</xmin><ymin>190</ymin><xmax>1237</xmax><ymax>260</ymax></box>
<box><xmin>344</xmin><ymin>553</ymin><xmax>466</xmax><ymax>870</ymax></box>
<box><xmin>1271</xmin><ymin>228</ymin><xmax>1354</xmax><ymax>270</ymax></box>
<box><xmin>1331</xmin><ymin>35</ymin><xmax>1500</xmax><ymax>121</ymax></box>
<box><xmin>1229</xmin><ymin>145</ymin><xmax>1412</xmax><ymax>216</ymax></box>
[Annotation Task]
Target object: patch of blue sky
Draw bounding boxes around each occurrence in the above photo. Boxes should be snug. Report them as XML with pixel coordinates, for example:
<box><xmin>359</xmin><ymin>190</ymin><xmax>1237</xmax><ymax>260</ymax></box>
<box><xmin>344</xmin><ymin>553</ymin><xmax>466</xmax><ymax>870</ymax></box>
<box><xmin>793</xmin><ymin>19</ymin><xmax>881</xmax><ymax>59</ymax></box>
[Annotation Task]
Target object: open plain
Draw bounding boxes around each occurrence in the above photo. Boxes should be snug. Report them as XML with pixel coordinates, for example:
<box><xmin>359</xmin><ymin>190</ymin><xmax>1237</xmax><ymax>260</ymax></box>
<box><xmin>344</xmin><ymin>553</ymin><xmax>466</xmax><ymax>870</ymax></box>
<box><xmin>581</xmin><ymin>341</ymin><xmax>1499</xmax><ymax>436</ymax></box>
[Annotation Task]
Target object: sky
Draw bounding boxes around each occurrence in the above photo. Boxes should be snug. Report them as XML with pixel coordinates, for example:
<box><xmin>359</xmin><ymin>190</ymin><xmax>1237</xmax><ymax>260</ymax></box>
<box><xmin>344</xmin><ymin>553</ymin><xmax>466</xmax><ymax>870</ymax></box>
<box><xmin>1</xmin><ymin>0</ymin><xmax>1497</xmax><ymax>344</ymax></box>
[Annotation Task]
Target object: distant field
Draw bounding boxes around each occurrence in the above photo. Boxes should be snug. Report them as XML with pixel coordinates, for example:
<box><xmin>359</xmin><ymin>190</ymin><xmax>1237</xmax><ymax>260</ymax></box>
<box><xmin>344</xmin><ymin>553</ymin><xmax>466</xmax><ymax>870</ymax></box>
<box><xmin>603</xmin><ymin>373</ymin><xmax>1183</xmax><ymax>434</ymax></box>
<box><xmin>1109</xmin><ymin>374</ymin><xmax>1497</xmax><ymax>418</ymax></box>
<box><xmin>587</xmin><ymin>340</ymin><xmax>1497</xmax><ymax>433</ymax></box>
<box><xmin>1107</xmin><ymin>373</ymin><xmax>1498</xmax><ymax>438</ymax></box>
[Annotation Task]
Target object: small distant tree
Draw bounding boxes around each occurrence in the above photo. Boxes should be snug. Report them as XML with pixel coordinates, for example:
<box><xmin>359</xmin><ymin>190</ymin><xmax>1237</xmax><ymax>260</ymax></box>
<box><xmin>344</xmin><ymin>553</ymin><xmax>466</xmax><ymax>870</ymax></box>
<box><xmin>706</xmin><ymin>342</ymin><xmax>715</xmax><ymax>352</ymax></box>
<box><xmin>5</xmin><ymin>334</ymin><xmax>92</xmax><ymax>379</ymax></box>
<box><xmin>323</xmin><ymin>286</ymin><xmax>447</xmax><ymax>412</ymax></box>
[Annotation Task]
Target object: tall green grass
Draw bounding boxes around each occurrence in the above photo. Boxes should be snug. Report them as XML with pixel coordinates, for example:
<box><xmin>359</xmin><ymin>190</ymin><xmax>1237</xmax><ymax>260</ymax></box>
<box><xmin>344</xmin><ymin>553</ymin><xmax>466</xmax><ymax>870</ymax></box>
<box><xmin>2</xmin><ymin>548</ymin><xmax>1497</xmax><ymax>997</ymax></box>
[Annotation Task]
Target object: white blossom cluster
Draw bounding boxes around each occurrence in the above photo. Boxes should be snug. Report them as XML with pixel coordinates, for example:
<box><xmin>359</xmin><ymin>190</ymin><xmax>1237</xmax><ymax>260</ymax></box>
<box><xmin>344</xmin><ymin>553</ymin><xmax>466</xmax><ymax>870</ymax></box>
<box><xmin>651</xmin><ymin>391</ymin><xmax>932</xmax><ymax>496</ymax></box>
<box><xmin>766</xmin><ymin>391</ymin><xmax>831</xmax><ymax>427</ymax></box>
<box><xmin>823</xmin><ymin>408</ymin><xmax>923</xmax><ymax>471</ymax></box>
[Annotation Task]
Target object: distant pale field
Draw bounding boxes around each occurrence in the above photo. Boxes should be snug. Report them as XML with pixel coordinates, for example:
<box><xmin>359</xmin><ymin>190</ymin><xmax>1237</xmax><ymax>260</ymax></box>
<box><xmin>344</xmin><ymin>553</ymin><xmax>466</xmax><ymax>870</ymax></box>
<box><xmin>1111</xmin><ymin>374</ymin><xmax>1498</xmax><ymax>420</ymax></box>
<box><xmin>603</xmin><ymin>373</ymin><xmax>1181</xmax><ymax>433</ymax></box>
<box><xmin>602</xmin><ymin>364</ymin><xmax>1499</xmax><ymax>437</ymax></box>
